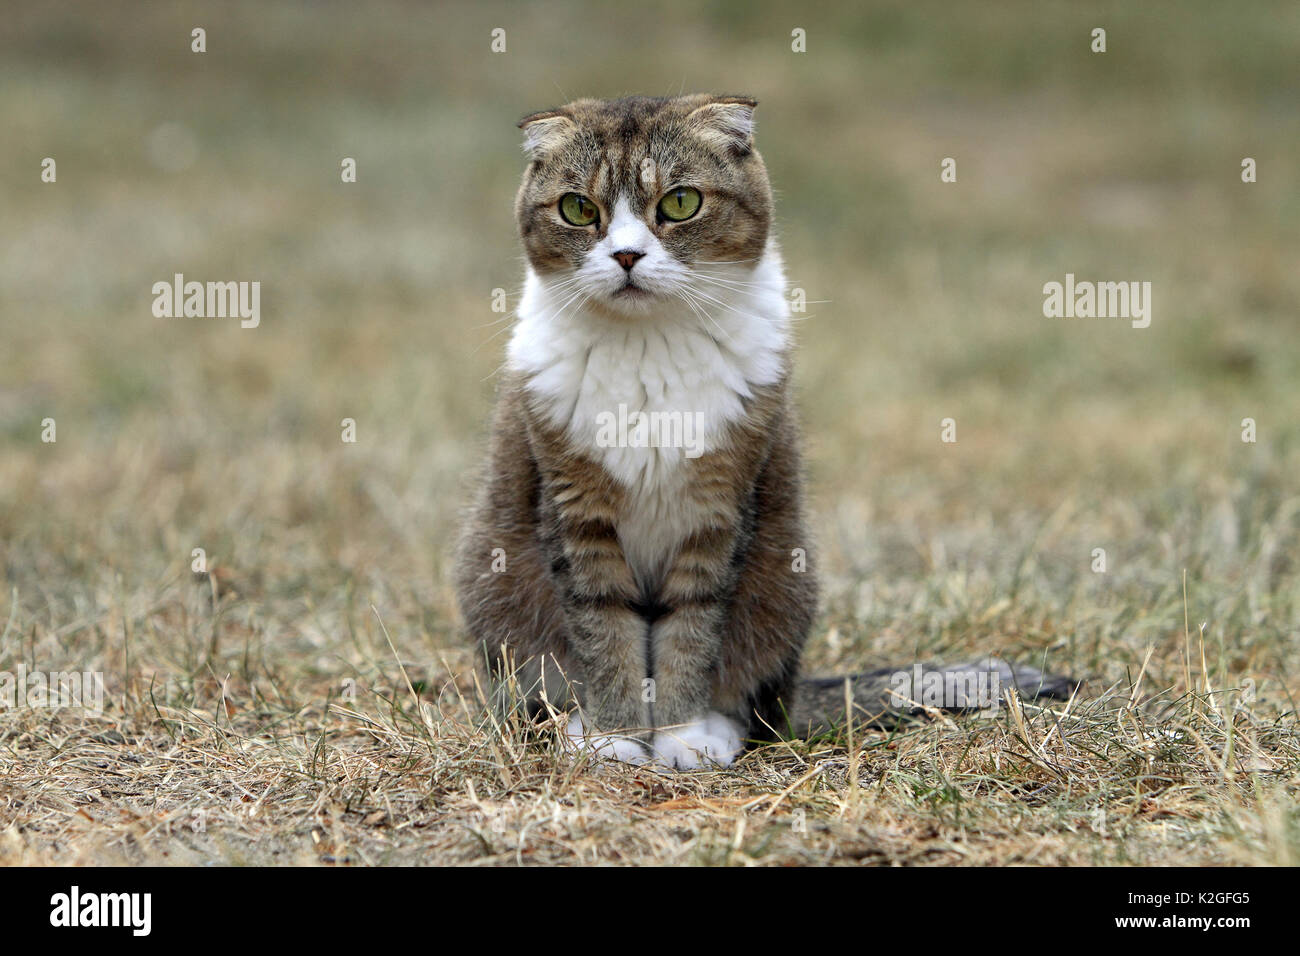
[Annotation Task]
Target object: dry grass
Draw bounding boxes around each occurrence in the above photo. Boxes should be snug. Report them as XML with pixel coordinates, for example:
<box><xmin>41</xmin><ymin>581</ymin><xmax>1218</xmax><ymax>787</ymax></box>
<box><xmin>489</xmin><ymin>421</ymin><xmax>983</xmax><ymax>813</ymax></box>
<box><xmin>2</xmin><ymin>631</ymin><xmax>1297</xmax><ymax>866</ymax></box>
<box><xmin>2</xmin><ymin>0</ymin><xmax>1299</xmax><ymax>865</ymax></box>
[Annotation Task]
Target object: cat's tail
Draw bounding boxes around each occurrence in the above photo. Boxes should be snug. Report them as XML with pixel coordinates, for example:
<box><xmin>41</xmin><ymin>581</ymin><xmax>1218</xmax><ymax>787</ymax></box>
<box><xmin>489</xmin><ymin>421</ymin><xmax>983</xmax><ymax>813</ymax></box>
<box><xmin>783</xmin><ymin>656</ymin><xmax>1078</xmax><ymax>739</ymax></box>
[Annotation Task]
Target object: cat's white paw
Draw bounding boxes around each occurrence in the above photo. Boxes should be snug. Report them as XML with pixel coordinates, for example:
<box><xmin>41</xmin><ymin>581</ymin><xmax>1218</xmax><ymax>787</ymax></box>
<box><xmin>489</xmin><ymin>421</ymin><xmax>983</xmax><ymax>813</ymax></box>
<box><xmin>651</xmin><ymin>713</ymin><xmax>744</xmax><ymax>770</ymax></box>
<box><xmin>565</xmin><ymin>713</ymin><xmax>650</xmax><ymax>765</ymax></box>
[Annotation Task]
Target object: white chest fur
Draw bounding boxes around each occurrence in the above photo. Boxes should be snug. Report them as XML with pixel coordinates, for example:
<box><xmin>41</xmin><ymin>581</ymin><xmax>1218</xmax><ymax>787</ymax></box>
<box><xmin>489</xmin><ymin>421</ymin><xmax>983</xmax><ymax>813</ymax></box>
<box><xmin>507</xmin><ymin>243</ymin><xmax>791</xmax><ymax>588</ymax></box>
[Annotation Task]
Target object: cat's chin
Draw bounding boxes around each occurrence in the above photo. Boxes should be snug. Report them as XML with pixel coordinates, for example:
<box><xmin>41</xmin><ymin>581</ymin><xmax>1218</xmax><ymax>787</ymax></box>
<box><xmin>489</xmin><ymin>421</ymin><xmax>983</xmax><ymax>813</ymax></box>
<box><xmin>611</xmin><ymin>282</ymin><xmax>653</xmax><ymax>302</ymax></box>
<box><xmin>587</xmin><ymin>287</ymin><xmax>662</xmax><ymax>319</ymax></box>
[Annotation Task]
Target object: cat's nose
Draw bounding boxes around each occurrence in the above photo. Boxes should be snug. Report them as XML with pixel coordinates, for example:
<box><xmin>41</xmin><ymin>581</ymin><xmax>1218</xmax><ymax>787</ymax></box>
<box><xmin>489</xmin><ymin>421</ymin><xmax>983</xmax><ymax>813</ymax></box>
<box><xmin>612</xmin><ymin>249</ymin><xmax>645</xmax><ymax>272</ymax></box>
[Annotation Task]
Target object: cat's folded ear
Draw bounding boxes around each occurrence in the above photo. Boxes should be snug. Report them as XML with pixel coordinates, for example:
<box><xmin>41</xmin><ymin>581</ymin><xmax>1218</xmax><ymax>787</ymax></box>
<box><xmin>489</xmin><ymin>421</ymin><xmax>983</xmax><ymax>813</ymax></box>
<box><xmin>518</xmin><ymin>109</ymin><xmax>575</xmax><ymax>160</ymax></box>
<box><xmin>687</xmin><ymin>95</ymin><xmax>758</xmax><ymax>156</ymax></box>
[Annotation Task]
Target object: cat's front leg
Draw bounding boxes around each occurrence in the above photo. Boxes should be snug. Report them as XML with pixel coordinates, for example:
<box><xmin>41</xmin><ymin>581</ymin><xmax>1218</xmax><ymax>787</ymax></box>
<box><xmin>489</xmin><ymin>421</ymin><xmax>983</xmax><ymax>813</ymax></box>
<box><xmin>558</xmin><ymin>586</ymin><xmax>654</xmax><ymax>759</ymax></box>
<box><xmin>648</xmin><ymin>525</ymin><xmax>745</xmax><ymax>769</ymax></box>
<box><xmin>539</xmin><ymin>476</ymin><xmax>654</xmax><ymax>761</ymax></box>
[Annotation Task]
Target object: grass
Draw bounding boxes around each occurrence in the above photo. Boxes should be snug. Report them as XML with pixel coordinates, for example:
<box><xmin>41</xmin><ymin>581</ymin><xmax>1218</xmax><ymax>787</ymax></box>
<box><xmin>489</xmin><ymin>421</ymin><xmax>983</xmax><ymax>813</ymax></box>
<box><xmin>0</xmin><ymin>0</ymin><xmax>1298</xmax><ymax>865</ymax></box>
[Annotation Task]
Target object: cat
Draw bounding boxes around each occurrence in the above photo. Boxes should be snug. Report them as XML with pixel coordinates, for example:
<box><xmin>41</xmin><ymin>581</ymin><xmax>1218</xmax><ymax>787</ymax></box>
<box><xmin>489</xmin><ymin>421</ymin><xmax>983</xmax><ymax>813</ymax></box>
<box><xmin>455</xmin><ymin>94</ymin><xmax>1073</xmax><ymax>770</ymax></box>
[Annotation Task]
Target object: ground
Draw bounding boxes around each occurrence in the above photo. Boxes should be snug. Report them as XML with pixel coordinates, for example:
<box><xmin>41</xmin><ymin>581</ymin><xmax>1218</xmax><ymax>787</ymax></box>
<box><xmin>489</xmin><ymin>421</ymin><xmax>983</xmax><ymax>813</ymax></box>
<box><xmin>0</xmin><ymin>1</ymin><xmax>1298</xmax><ymax>865</ymax></box>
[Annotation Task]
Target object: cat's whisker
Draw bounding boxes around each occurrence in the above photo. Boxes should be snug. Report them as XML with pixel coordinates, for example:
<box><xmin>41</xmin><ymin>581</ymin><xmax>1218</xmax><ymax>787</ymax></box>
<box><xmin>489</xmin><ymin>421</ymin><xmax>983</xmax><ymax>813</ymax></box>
<box><xmin>670</xmin><ymin>286</ymin><xmax>712</xmax><ymax>329</ymax></box>
<box><xmin>473</xmin><ymin>322</ymin><xmax>518</xmax><ymax>354</ymax></box>
<box><xmin>678</xmin><ymin>289</ymin><xmax>744</xmax><ymax>325</ymax></box>
<box><xmin>480</xmin><ymin>358</ymin><xmax>510</xmax><ymax>383</ymax></box>
<box><xmin>674</xmin><ymin>287</ymin><xmax>735</xmax><ymax>345</ymax></box>
<box><xmin>688</xmin><ymin>272</ymin><xmax>775</xmax><ymax>293</ymax></box>
<box><xmin>686</xmin><ymin>277</ymin><xmax>764</xmax><ymax>310</ymax></box>
<box><xmin>476</xmin><ymin>284</ymin><xmax>590</xmax><ymax>354</ymax></box>
<box><xmin>537</xmin><ymin>276</ymin><xmax>588</xmax><ymax>296</ymax></box>
<box><xmin>474</xmin><ymin>280</ymin><xmax>591</xmax><ymax>350</ymax></box>
<box><xmin>689</xmin><ymin>268</ymin><xmax>763</xmax><ymax>282</ymax></box>
<box><xmin>680</xmin><ymin>281</ymin><xmax>768</xmax><ymax>324</ymax></box>
<box><xmin>479</xmin><ymin>284</ymin><xmax>598</xmax><ymax>360</ymax></box>
<box><xmin>536</xmin><ymin>287</ymin><xmax>592</xmax><ymax>323</ymax></box>
<box><xmin>689</xmin><ymin>268</ymin><xmax>762</xmax><ymax>279</ymax></box>
<box><xmin>688</xmin><ymin>274</ymin><xmax>768</xmax><ymax>293</ymax></box>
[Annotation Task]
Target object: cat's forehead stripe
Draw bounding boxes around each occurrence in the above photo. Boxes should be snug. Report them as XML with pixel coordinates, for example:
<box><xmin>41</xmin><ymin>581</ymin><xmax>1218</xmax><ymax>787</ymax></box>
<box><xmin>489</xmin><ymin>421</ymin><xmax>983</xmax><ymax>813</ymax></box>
<box><xmin>590</xmin><ymin>157</ymin><xmax>611</xmax><ymax>205</ymax></box>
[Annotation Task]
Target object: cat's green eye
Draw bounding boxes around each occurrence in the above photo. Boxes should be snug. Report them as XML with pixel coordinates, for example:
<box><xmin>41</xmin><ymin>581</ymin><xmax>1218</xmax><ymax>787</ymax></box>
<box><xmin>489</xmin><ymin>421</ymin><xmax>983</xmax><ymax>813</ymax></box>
<box><xmin>559</xmin><ymin>193</ymin><xmax>599</xmax><ymax>226</ymax></box>
<box><xmin>658</xmin><ymin>187</ymin><xmax>702</xmax><ymax>222</ymax></box>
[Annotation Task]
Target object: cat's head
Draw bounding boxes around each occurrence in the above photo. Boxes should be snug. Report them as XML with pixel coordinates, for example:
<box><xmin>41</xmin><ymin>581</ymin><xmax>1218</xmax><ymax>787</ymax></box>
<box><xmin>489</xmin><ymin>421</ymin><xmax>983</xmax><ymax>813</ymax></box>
<box><xmin>514</xmin><ymin>94</ymin><xmax>773</xmax><ymax>317</ymax></box>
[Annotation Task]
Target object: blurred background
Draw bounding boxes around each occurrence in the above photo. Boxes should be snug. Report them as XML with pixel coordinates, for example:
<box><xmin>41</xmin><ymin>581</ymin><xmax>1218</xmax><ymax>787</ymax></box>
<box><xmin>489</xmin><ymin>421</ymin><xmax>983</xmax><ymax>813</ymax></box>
<box><xmin>1</xmin><ymin>0</ymin><xmax>1298</xmax><ymax>707</ymax></box>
